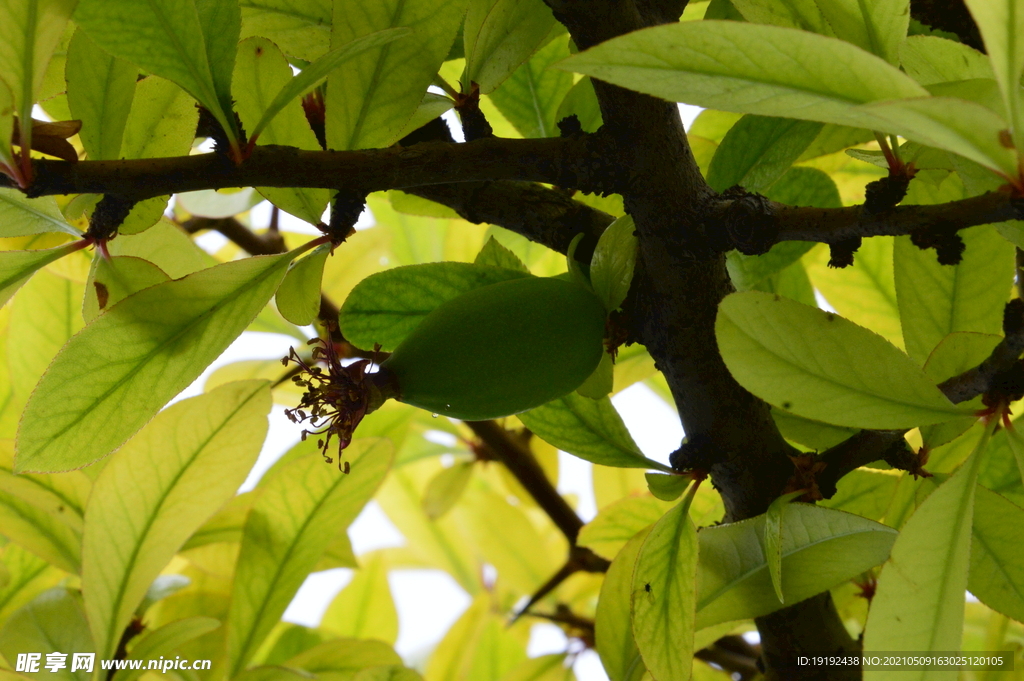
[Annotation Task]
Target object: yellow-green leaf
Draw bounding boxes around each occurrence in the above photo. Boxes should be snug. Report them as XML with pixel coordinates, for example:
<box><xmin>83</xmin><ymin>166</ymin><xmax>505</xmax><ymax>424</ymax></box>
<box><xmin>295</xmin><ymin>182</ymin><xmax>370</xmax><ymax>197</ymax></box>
<box><xmin>463</xmin><ymin>0</ymin><xmax>558</xmax><ymax>94</ymax></box>
<box><xmin>113</xmin><ymin>617</ymin><xmax>221</xmax><ymax>681</ymax></box>
<box><xmin>276</xmin><ymin>243</ymin><xmax>329</xmax><ymax>326</ymax></box>
<box><xmin>632</xmin><ymin>500</ymin><xmax>697</xmax><ymax>681</ymax></box>
<box><xmin>969</xmin><ymin>486</ymin><xmax>1024</xmax><ymax>624</ymax></box>
<box><xmin>716</xmin><ymin>291</ymin><xmax>968</xmax><ymax>429</ymax></box>
<box><xmin>0</xmin><ymin>189</ymin><xmax>80</xmax><ymax>238</ymax></box>
<box><xmin>596</xmin><ymin>527</ymin><xmax>650</xmax><ymax>681</ymax></box>
<box><xmin>963</xmin><ymin>0</ymin><xmax>1024</xmax><ymax>153</ymax></box>
<box><xmin>65</xmin><ymin>28</ymin><xmax>137</xmax><ymax>160</ymax></box>
<box><xmin>590</xmin><ymin>215</ymin><xmax>638</xmax><ymax>313</ymax></box>
<box><xmin>763</xmin><ymin>490</ymin><xmax>805</xmax><ymax>604</ymax></box>
<box><xmin>0</xmin><ymin>241</ymin><xmax>83</xmax><ymax>308</ymax></box>
<box><xmin>320</xmin><ymin>554</ymin><xmax>398</xmax><ymax>645</ymax></box>
<box><xmin>0</xmin><ymin>588</ymin><xmax>93</xmax><ymax>680</ymax></box>
<box><xmin>16</xmin><ymin>253</ymin><xmax>293</xmax><ymax>473</ymax></box>
<box><xmin>83</xmin><ymin>255</ymin><xmax>170</xmax><ymax>323</ymax></box>
<box><xmin>226</xmin><ymin>439</ymin><xmax>394</xmax><ymax>676</ymax></box>
<box><xmin>82</xmin><ymin>380</ymin><xmax>271</xmax><ymax>659</ymax></box>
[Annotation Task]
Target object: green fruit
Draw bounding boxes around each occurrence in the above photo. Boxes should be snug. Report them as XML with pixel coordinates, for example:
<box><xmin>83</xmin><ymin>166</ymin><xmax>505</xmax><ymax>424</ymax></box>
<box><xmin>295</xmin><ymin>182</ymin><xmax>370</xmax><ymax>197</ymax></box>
<box><xmin>381</xmin><ymin>276</ymin><xmax>607</xmax><ymax>420</ymax></box>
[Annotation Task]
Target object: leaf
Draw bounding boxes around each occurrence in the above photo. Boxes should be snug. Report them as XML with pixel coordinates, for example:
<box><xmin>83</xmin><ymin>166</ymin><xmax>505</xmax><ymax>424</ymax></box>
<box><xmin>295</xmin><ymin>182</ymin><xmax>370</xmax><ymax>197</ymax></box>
<box><xmin>0</xmin><ymin>588</ymin><xmax>93</xmax><ymax>681</ymax></box>
<box><xmin>250</xmin><ymin>28</ymin><xmax>410</xmax><ymax>141</ymax></box>
<box><xmin>590</xmin><ymin>215</ymin><xmax>638</xmax><ymax>312</ymax></box>
<box><xmin>645</xmin><ymin>473</ymin><xmax>689</xmax><ymax>502</ymax></box>
<box><xmin>320</xmin><ymin>554</ymin><xmax>398</xmax><ymax>645</ymax></box>
<box><xmin>814</xmin><ymin>0</ymin><xmax>910</xmax><ymax>65</ymax></box>
<box><xmin>474</xmin><ymin>236</ymin><xmax>529</xmax><ymax>272</ymax></box>
<box><xmin>65</xmin><ymin>28</ymin><xmax>137</xmax><ymax>160</ymax></box>
<box><xmin>276</xmin><ymin>244</ymin><xmax>329</xmax><ymax>326</ymax></box>
<box><xmin>963</xmin><ymin>0</ymin><xmax>1024</xmax><ymax>151</ymax></box>
<box><xmin>489</xmin><ymin>35</ymin><xmax>573</xmax><ymax>138</ymax></box>
<box><xmin>463</xmin><ymin>0</ymin><xmax>558</xmax><ymax>94</ymax></box>
<box><xmin>918</xmin><ymin>332</ymin><xmax>1000</xmax><ymax>449</ymax></box>
<box><xmin>421</xmin><ymin>461</ymin><xmax>474</xmax><ymax>520</ymax></box>
<box><xmin>519</xmin><ymin>393</ymin><xmax>670</xmax><ymax>471</ymax></box>
<box><xmin>804</xmin><ymin>237</ymin><xmax>904</xmax><ymax>348</ymax></box>
<box><xmin>729</xmin><ymin>0</ymin><xmax>833</xmax><ymax>34</ymax></box>
<box><xmin>706</xmin><ymin>115</ymin><xmax>822</xmax><ymax>192</ymax></box>
<box><xmin>0</xmin><ymin>241</ymin><xmax>83</xmax><ymax>309</ymax></box>
<box><xmin>0</xmin><ymin>0</ymin><xmax>77</xmax><ymax>175</ymax></box>
<box><xmin>15</xmin><ymin>252</ymin><xmax>294</xmax><ymax>473</ymax></box>
<box><xmin>339</xmin><ymin>262</ymin><xmax>530</xmax><ymax>351</ymax></box>
<box><xmin>632</xmin><ymin>500</ymin><xmax>697</xmax><ymax>681</ymax></box>
<box><xmin>82</xmin><ymin>380</ymin><xmax>271</xmax><ymax>659</ymax></box>
<box><xmin>579</xmin><ymin>494</ymin><xmax>673</xmax><ymax>561</ymax></box>
<box><xmin>899</xmin><ymin>35</ymin><xmax>994</xmax><ymax>85</ymax></box>
<box><xmin>1006</xmin><ymin>425</ymin><xmax>1024</xmax><ymax>488</ymax></box>
<box><xmin>83</xmin><ymin>255</ymin><xmax>171</xmax><ymax>323</ymax></box>
<box><xmin>556</xmin><ymin>77</ymin><xmax>602</xmax><ymax>134</ymax></box>
<box><xmin>113</xmin><ymin>617</ymin><xmax>221</xmax><ymax>681</ymax></box>
<box><xmin>226</xmin><ymin>439</ymin><xmax>394</xmax><ymax>676</ymax></box>
<box><xmin>716</xmin><ymin>291</ymin><xmax>967</xmax><ymax>429</ymax></box>
<box><xmin>74</xmin><ymin>0</ymin><xmax>240</xmax><ymax>152</ymax></box>
<box><xmin>763</xmin><ymin>491</ymin><xmax>805</xmax><ymax>604</ymax></box>
<box><xmin>969</xmin><ymin>486</ymin><xmax>1024</xmax><ymax>624</ymax></box>
<box><xmin>238</xmin><ymin>0</ymin><xmax>332</xmax><ymax>63</ymax></box>
<box><xmin>847</xmin><ymin>97</ymin><xmax>1018</xmax><ymax>178</ymax></box>
<box><xmin>0</xmin><ymin>484</ymin><xmax>81</xmax><ymax>574</ymax></box>
<box><xmin>558</xmin><ymin>21</ymin><xmax>928</xmax><ymax>126</ymax></box>
<box><xmin>0</xmin><ymin>544</ymin><xmax>64</xmax><ymax>622</ymax></box>
<box><xmin>497</xmin><ymin>655</ymin><xmax>573</xmax><ymax>681</ymax></box>
<box><xmin>596</xmin><ymin>528</ymin><xmax>650</xmax><ymax>681</ymax></box>
<box><xmin>285</xmin><ymin>639</ymin><xmax>401</xmax><ymax>679</ymax></box>
<box><xmin>0</xmin><ymin>443</ymin><xmax>90</xmax><ymax>533</ymax></box>
<box><xmin>696</xmin><ymin>503</ymin><xmax>897</xmax><ymax>628</ymax></box>
<box><xmin>862</xmin><ymin>421</ymin><xmax>993</xmax><ymax>676</ymax></box>
<box><xmin>576</xmin><ymin>351</ymin><xmax>614</xmax><ymax>399</ymax></box>
<box><xmin>895</xmin><ymin>226</ymin><xmax>1013</xmax><ymax>364</ymax></box>
<box><xmin>0</xmin><ymin>190</ymin><xmax>79</xmax><ymax>238</ymax></box>
<box><xmin>326</xmin><ymin>0</ymin><xmax>467</xmax><ymax>151</ymax></box>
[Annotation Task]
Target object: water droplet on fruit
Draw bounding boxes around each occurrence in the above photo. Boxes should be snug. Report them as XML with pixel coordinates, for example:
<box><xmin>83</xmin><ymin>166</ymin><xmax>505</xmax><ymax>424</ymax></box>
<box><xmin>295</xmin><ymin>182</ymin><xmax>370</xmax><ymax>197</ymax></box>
<box><xmin>431</xmin><ymin>413</ymin><xmax>438</xmax><ymax>418</ymax></box>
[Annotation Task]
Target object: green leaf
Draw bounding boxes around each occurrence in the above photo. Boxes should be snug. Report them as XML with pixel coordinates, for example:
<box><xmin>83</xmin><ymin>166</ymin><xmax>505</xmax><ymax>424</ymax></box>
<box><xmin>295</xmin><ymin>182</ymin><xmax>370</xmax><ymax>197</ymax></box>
<box><xmin>645</xmin><ymin>473</ymin><xmax>689</xmax><ymax>502</ymax></box>
<box><xmin>0</xmin><ymin>544</ymin><xmax>64</xmax><ymax>622</ymax></box>
<box><xmin>716</xmin><ymin>291</ymin><xmax>967</xmax><ymax>429</ymax></box>
<box><xmin>576</xmin><ymin>351</ymin><xmax>614</xmax><ymax>399</ymax></box>
<box><xmin>65</xmin><ymin>28</ymin><xmax>137</xmax><ymax>160</ymax></box>
<box><xmin>82</xmin><ymin>380</ymin><xmax>271</xmax><ymax>659</ymax></box>
<box><xmin>74</xmin><ymin>0</ymin><xmax>241</xmax><ymax>152</ymax></box>
<box><xmin>326</xmin><ymin>0</ymin><xmax>467</xmax><ymax>151</ymax></box>
<box><xmin>320</xmin><ymin>554</ymin><xmax>398</xmax><ymax>645</ymax></box>
<box><xmin>706</xmin><ymin>115</ymin><xmax>822</xmax><ymax>192</ymax></box>
<box><xmin>632</xmin><ymin>499</ymin><xmax>697</xmax><ymax>681</ymax></box>
<box><xmin>16</xmin><ymin>252</ymin><xmax>294</xmax><ymax>473</ymax></box>
<box><xmin>590</xmin><ymin>215</ymin><xmax>638</xmax><ymax>312</ymax></box>
<box><xmin>463</xmin><ymin>0</ymin><xmax>558</xmax><ymax>94</ymax></box>
<box><xmin>772</xmin><ymin>408</ymin><xmax>859</xmax><ymax>449</ymax></box>
<box><xmin>558</xmin><ymin>21</ymin><xmax>928</xmax><ymax>126</ymax></box>
<box><xmin>814</xmin><ymin>0</ymin><xmax>910</xmax><ymax>65</ymax></box>
<box><xmin>0</xmin><ymin>190</ymin><xmax>80</xmax><ymax>238</ymax></box>
<box><xmin>919</xmin><ymin>332</ymin><xmax>1000</xmax><ymax>449</ymax></box>
<box><xmin>579</xmin><ymin>494</ymin><xmax>672</xmax><ymax>561</ymax></box>
<box><xmin>895</xmin><ymin>226</ymin><xmax>1013</xmax><ymax>364</ymax></box>
<box><xmin>250</xmin><ymin>28</ymin><xmax>410</xmax><ymax>142</ymax></box>
<box><xmin>118</xmin><ymin>76</ymin><xmax>201</xmax><ymax>235</ymax></box>
<box><xmin>285</xmin><ymin>639</ymin><xmax>402</xmax><ymax>678</ymax></box>
<box><xmin>862</xmin><ymin>421</ymin><xmax>993</xmax><ymax>671</ymax></box>
<box><xmin>763</xmin><ymin>491</ymin><xmax>805</xmax><ymax>604</ymax></box>
<box><xmin>339</xmin><ymin>262</ymin><xmax>530</xmax><ymax>351</ymax></box>
<box><xmin>727</xmin><ymin>241</ymin><xmax>816</xmax><ymax>292</ymax></box>
<box><xmin>0</xmin><ymin>588</ymin><xmax>93</xmax><ymax>680</ymax></box>
<box><xmin>276</xmin><ymin>244</ymin><xmax>329</xmax><ymax>326</ymax></box>
<box><xmin>0</xmin><ymin>443</ymin><xmax>90</xmax><ymax>534</ymax></box>
<box><xmin>474</xmin><ymin>236</ymin><xmax>529</xmax><ymax>272</ymax></box>
<box><xmin>556</xmin><ymin>77</ymin><xmax>602</xmax><ymax>134</ymax></box>
<box><xmin>232</xmin><ymin>37</ymin><xmax>330</xmax><ymax>224</ymax></box>
<box><xmin>696</xmin><ymin>504</ymin><xmax>897</xmax><ymax>628</ymax></box>
<box><xmin>0</xmin><ymin>0</ymin><xmax>77</xmax><ymax>177</ymax></box>
<box><xmin>729</xmin><ymin>0</ymin><xmax>833</xmax><ymax>34</ymax></box>
<box><xmin>899</xmin><ymin>35</ymin><xmax>993</xmax><ymax>85</ymax></box>
<box><xmin>595</xmin><ymin>527</ymin><xmax>650</xmax><ymax>681</ymax></box>
<box><xmin>1006</xmin><ymin>426</ymin><xmax>1024</xmax><ymax>488</ymax></box>
<box><xmin>820</xmin><ymin>468</ymin><xmax>902</xmax><ymax>522</ymax></box>
<box><xmin>963</xmin><ymin>0</ymin><xmax>1024</xmax><ymax>153</ymax></box>
<box><xmin>238</xmin><ymin>0</ymin><xmax>332</xmax><ymax>62</ymax></box>
<box><xmin>0</xmin><ymin>485</ymin><xmax>81</xmax><ymax>574</ymax></box>
<box><xmin>519</xmin><ymin>393</ymin><xmax>671</xmax><ymax>471</ymax></box>
<box><xmin>83</xmin><ymin>255</ymin><xmax>171</xmax><ymax>323</ymax></box>
<box><xmin>0</xmin><ymin>241</ymin><xmax>84</xmax><ymax>308</ymax></box>
<box><xmin>421</xmin><ymin>461</ymin><xmax>474</xmax><ymax>520</ymax></box>
<box><xmin>848</xmin><ymin>97</ymin><xmax>1018</xmax><ymax>178</ymax></box>
<box><xmin>489</xmin><ymin>35</ymin><xmax>573</xmax><ymax>138</ymax></box>
<box><xmin>969</xmin><ymin>486</ymin><xmax>1024</xmax><ymax>624</ymax></box>
<box><xmin>113</xmin><ymin>617</ymin><xmax>221</xmax><ymax>681</ymax></box>
<box><xmin>226</xmin><ymin>439</ymin><xmax>394</xmax><ymax>676</ymax></box>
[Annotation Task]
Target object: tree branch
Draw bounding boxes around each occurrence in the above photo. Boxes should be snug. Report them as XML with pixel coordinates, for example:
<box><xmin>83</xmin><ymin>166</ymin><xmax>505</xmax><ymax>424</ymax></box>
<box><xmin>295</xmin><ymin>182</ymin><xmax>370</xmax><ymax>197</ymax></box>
<box><xmin>11</xmin><ymin>136</ymin><xmax>604</xmax><ymax>201</ymax></box>
<box><xmin>771</xmin><ymin>191</ymin><xmax>1022</xmax><ymax>244</ymax></box>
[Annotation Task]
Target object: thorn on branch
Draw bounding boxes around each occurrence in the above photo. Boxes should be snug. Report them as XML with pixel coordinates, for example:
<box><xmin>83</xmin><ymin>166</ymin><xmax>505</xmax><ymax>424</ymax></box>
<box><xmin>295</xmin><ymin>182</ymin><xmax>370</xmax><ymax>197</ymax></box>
<box><xmin>557</xmin><ymin>114</ymin><xmax>584</xmax><ymax>138</ymax></box>
<box><xmin>910</xmin><ymin>222</ymin><xmax>966</xmax><ymax>265</ymax></box>
<box><xmin>87</xmin><ymin>194</ymin><xmax>137</xmax><ymax>241</ymax></box>
<box><xmin>827</xmin><ymin>236</ymin><xmax>862</xmax><ymax>268</ymax></box>
<box><xmin>324</xmin><ymin>190</ymin><xmax>366</xmax><ymax>245</ymax></box>
<box><xmin>864</xmin><ymin>168</ymin><xmax>913</xmax><ymax>214</ymax></box>
<box><xmin>454</xmin><ymin>82</ymin><xmax>494</xmax><ymax>142</ymax></box>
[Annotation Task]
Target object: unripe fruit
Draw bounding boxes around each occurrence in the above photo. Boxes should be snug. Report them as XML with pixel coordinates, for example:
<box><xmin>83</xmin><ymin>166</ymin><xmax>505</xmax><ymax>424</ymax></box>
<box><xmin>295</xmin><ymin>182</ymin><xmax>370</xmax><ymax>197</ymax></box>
<box><xmin>380</xmin><ymin>276</ymin><xmax>607</xmax><ymax>420</ymax></box>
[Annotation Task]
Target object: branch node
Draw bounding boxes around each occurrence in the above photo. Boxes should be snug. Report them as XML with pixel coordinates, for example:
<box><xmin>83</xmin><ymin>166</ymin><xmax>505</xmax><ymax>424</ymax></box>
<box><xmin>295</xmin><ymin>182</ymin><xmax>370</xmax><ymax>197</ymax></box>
<box><xmin>557</xmin><ymin>114</ymin><xmax>584</xmax><ymax>138</ymax></box>
<box><xmin>670</xmin><ymin>433</ymin><xmax>723</xmax><ymax>471</ymax></box>
<box><xmin>827</xmin><ymin>236</ymin><xmax>862</xmax><ymax>268</ymax></box>
<box><xmin>324</xmin><ymin>190</ymin><xmax>366</xmax><ymax>245</ymax></box>
<box><xmin>716</xmin><ymin>187</ymin><xmax>778</xmax><ymax>255</ymax></box>
<box><xmin>910</xmin><ymin>222</ymin><xmax>966</xmax><ymax>265</ymax></box>
<box><xmin>863</xmin><ymin>171</ymin><xmax>911</xmax><ymax>214</ymax></box>
<box><xmin>454</xmin><ymin>82</ymin><xmax>494</xmax><ymax>142</ymax></box>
